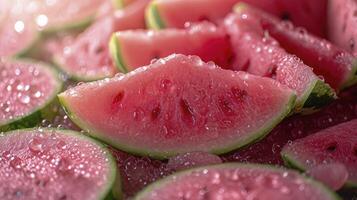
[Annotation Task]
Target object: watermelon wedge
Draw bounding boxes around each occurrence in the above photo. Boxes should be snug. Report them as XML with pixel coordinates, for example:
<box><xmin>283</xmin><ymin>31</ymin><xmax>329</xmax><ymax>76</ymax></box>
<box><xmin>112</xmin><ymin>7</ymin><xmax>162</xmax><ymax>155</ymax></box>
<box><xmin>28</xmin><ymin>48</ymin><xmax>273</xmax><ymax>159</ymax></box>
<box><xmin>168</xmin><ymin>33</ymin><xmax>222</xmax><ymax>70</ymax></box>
<box><xmin>59</xmin><ymin>54</ymin><xmax>296</xmax><ymax>159</ymax></box>
<box><xmin>0</xmin><ymin>0</ymin><xmax>107</xmax><ymax>57</ymax></box>
<box><xmin>328</xmin><ymin>0</ymin><xmax>357</xmax><ymax>55</ymax></box>
<box><xmin>282</xmin><ymin>119</ymin><xmax>357</xmax><ymax>188</ymax></box>
<box><xmin>53</xmin><ymin>0</ymin><xmax>150</xmax><ymax>81</ymax></box>
<box><xmin>109</xmin><ymin>22</ymin><xmax>232</xmax><ymax>72</ymax></box>
<box><xmin>234</xmin><ymin>3</ymin><xmax>357</xmax><ymax>91</ymax></box>
<box><xmin>0</xmin><ymin>59</ymin><xmax>62</xmax><ymax>131</ymax></box>
<box><xmin>0</xmin><ymin>128</ymin><xmax>118</xmax><ymax>200</ymax></box>
<box><xmin>146</xmin><ymin>0</ymin><xmax>327</xmax><ymax>37</ymax></box>
<box><xmin>224</xmin><ymin>13</ymin><xmax>335</xmax><ymax>111</ymax></box>
<box><xmin>134</xmin><ymin>163</ymin><xmax>339</xmax><ymax>200</ymax></box>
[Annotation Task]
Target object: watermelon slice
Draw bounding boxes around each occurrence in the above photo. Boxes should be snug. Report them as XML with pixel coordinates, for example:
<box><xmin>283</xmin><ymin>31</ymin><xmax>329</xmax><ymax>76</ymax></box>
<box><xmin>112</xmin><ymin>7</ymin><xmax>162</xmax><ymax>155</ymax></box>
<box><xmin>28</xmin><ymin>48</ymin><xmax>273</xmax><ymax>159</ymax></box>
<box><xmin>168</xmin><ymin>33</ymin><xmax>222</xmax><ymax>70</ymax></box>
<box><xmin>146</xmin><ymin>0</ymin><xmax>327</xmax><ymax>37</ymax></box>
<box><xmin>53</xmin><ymin>0</ymin><xmax>150</xmax><ymax>81</ymax></box>
<box><xmin>134</xmin><ymin>163</ymin><xmax>339</xmax><ymax>200</ymax></box>
<box><xmin>58</xmin><ymin>54</ymin><xmax>296</xmax><ymax>159</ymax></box>
<box><xmin>0</xmin><ymin>59</ymin><xmax>62</xmax><ymax>131</ymax></box>
<box><xmin>0</xmin><ymin>0</ymin><xmax>107</xmax><ymax>57</ymax></box>
<box><xmin>0</xmin><ymin>128</ymin><xmax>118</xmax><ymax>200</ymax></box>
<box><xmin>235</xmin><ymin>3</ymin><xmax>357</xmax><ymax>91</ymax></box>
<box><xmin>109</xmin><ymin>22</ymin><xmax>232</xmax><ymax>72</ymax></box>
<box><xmin>328</xmin><ymin>0</ymin><xmax>357</xmax><ymax>55</ymax></box>
<box><xmin>224</xmin><ymin>13</ymin><xmax>335</xmax><ymax>111</ymax></box>
<box><xmin>281</xmin><ymin>119</ymin><xmax>357</xmax><ymax>188</ymax></box>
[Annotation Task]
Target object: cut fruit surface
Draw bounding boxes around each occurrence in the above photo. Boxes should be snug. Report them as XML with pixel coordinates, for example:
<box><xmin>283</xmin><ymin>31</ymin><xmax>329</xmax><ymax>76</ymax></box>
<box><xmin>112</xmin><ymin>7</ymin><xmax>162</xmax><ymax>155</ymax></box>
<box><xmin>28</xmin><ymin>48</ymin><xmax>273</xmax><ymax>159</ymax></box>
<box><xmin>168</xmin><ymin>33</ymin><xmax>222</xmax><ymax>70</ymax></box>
<box><xmin>235</xmin><ymin>4</ymin><xmax>357</xmax><ymax>90</ymax></box>
<box><xmin>0</xmin><ymin>0</ymin><xmax>106</xmax><ymax>57</ymax></box>
<box><xmin>328</xmin><ymin>0</ymin><xmax>357</xmax><ymax>55</ymax></box>
<box><xmin>282</xmin><ymin>119</ymin><xmax>357</xmax><ymax>187</ymax></box>
<box><xmin>134</xmin><ymin>163</ymin><xmax>339</xmax><ymax>200</ymax></box>
<box><xmin>109</xmin><ymin>22</ymin><xmax>232</xmax><ymax>72</ymax></box>
<box><xmin>0</xmin><ymin>128</ymin><xmax>117</xmax><ymax>200</ymax></box>
<box><xmin>224</xmin><ymin>13</ymin><xmax>335</xmax><ymax>111</ymax></box>
<box><xmin>59</xmin><ymin>54</ymin><xmax>296</xmax><ymax>159</ymax></box>
<box><xmin>146</xmin><ymin>0</ymin><xmax>327</xmax><ymax>37</ymax></box>
<box><xmin>0</xmin><ymin>59</ymin><xmax>62</xmax><ymax>131</ymax></box>
<box><xmin>53</xmin><ymin>0</ymin><xmax>150</xmax><ymax>81</ymax></box>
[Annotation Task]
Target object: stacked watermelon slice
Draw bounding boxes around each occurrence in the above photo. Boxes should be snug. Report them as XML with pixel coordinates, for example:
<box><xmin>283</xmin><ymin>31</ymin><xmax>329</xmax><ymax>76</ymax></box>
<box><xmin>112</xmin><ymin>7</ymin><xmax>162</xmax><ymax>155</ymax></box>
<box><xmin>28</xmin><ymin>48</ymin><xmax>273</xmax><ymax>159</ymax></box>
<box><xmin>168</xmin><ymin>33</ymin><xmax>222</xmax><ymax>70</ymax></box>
<box><xmin>1</xmin><ymin>0</ymin><xmax>357</xmax><ymax>199</ymax></box>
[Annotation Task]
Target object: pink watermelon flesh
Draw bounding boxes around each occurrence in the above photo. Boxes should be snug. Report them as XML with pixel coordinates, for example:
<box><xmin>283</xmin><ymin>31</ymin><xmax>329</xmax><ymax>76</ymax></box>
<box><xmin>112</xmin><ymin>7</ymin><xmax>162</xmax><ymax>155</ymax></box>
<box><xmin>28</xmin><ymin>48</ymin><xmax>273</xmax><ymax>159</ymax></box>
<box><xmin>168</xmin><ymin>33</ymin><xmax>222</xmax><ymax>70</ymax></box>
<box><xmin>109</xmin><ymin>86</ymin><xmax>357</xmax><ymax>198</ymax></box>
<box><xmin>0</xmin><ymin>0</ymin><xmax>106</xmax><ymax>57</ymax></box>
<box><xmin>328</xmin><ymin>0</ymin><xmax>357</xmax><ymax>55</ymax></box>
<box><xmin>53</xmin><ymin>0</ymin><xmax>150</xmax><ymax>81</ymax></box>
<box><xmin>135</xmin><ymin>164</ymin><xmax>338</xmax><ymax>200</ymax></box>
<box><xmin>0</xmin><ymin>2</ymin><xmax>37</xmax><ymax>57</ymax></box>
<box><xmin>0</xmin><ymin>59</ymin><xmax>61</xmax><ymax>129</ymax></box>
<box><xmin>167</xmin><ymin>152</ymin><xmax>222</xmax><ymax>171</ymax></box>
<box><xmin>236</xmin><ymin>4</ymin><xmax>357</xmax><ymax>91</ymax></box>
<box><xmin>0</xmin><ymin>128</ymin><xmax>116</xmax><ymax>200</ymax></box>
<box><xmin>59</xmin><ymin>54</ymin><xmax>295</xmax><ymax>159</ymax></box>
<box><xmin>306</xmin><ymin>163</ymin><xmax>349</xmax><ymax>191</ymax></box>
<box><xmin>224</xmin><ymin>13</ymin><xmax>333</xmax><ymax>109</ymax></box>
<box><xmin>282</xmin><ymin>119</ymin><xmax>357</xmax><ymax>187</ymax></box>
<box><xmin>149</xmin><ymin>0</ymin><xmax>327</xmax><ymax>37</ymax></box>
<box><xmin>110</xmin><ymin>22</ymin><xmax>233</xmax><ymax>72</ymax></box>
<box><xmin>223</xmin><ymin>85</ymin><xmax>357</xmax><ymax>165</ymax></box>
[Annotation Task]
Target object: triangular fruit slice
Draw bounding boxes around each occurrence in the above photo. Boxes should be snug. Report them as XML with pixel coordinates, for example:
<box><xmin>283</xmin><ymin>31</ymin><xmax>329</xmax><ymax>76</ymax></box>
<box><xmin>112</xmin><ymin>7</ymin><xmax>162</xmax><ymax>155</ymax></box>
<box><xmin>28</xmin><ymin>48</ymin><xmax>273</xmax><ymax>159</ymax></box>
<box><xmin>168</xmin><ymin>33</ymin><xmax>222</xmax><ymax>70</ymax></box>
<box><xmin>235</xmin><ymin>3</ymin><xmax>357</xmax><ymax>91</ymax></box>
<box><xmin>328</xmin><ymin>0</ymin><xmax>357</xmax><ymax>55</ymax></box>
<box><xmin>281</xmin><ymin>119</ymin><xmax>357</xmax><ymax>188</ymax></box>
<box><xmin>146</xmin><ymin>0</ymin><xmax>327</xmax><ymax>37</ymax></box>
<box><xmin>0</xmin><ymin>128</ymin><xmax>119</xmax><ymax>200</ymax></box>
<box><xmin>59</xmin><ymin>54</ymin><xmax>296</xmax><ymax>159</ymax></box>
<box><xmin>0</xmin><ymin>59</ymin><xmax>62</xmax><ymax>131</ymax></box>
<box><xmin>109</xmin><ymin>22</ymin><xmax>232</xmax><ymax>73</ymax></box>
<box><xmin>53</xmin><ymin>0</ymin><xmax>150</xmax><ymax>81</ymax></box>
<box><xmin>224</xmin><ymin>13</ymin><xmax>335</xmax><ymax>111</ymax></box>
<box><xmin>134</xmin><ymin>163</ymin><xmax>339</xmax><ymax>200</ymax></box>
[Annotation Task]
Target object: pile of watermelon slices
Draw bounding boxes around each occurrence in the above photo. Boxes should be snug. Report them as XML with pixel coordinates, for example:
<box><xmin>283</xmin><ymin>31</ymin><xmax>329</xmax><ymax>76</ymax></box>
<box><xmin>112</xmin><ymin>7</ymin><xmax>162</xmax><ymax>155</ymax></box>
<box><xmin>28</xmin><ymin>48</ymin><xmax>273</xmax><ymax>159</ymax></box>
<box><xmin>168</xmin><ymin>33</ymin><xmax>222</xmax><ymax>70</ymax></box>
<box><xmin>1</xmin><ymin>0</ymin><xmax>357</xmax><ymax>199</ymax></box>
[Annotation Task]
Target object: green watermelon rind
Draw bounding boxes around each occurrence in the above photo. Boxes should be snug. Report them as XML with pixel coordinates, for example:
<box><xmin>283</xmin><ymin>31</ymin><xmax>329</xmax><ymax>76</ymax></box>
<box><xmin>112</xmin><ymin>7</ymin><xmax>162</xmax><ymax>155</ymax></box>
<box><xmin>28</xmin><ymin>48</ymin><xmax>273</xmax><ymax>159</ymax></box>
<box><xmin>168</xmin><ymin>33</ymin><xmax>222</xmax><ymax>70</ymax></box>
<box><xmin>134</xmin><ymin>163</ymin><xmax>341</xmax><ymax>200</ymax></box>
<box><xmin>300</xmin><ymin>79</ymin><xmax>336</xmax><ymax>112</ymax></box>
<box><xmin>109</xmin><ymin>33</ymin><xmax>129</xmax><ymax>73</ymax></box>
<box><xmin>0</xmin><ymin>60</ymin><xmax>63</xmax><ymax>132</ymax></box>
<box><xmin>2</xmin><ymin>128</ymin><xmax>121</xmax><ymax>200</ymax></box>
<box><xmin>41</xmin><ymin>15</ymin><xmax>94</xmax><ymax>35</ymax></box>
<box><xmin>341</xmin><ymin>59</ymin><xmax>357</xmax><ymax>90</ymax></box>
<box><xmin>58</xmin><ymin>83</ymin><xmax>296</xmax><ymax>159</ymax></box>
<box><xmin>281</xmin><ymin>151</ymin><xmax>357</xmax><ymax>188</ymax></box>
<box><xmin>145</xmin><ymin>0</ymin><xmax>166</xmax><ymax>30</ymax></box>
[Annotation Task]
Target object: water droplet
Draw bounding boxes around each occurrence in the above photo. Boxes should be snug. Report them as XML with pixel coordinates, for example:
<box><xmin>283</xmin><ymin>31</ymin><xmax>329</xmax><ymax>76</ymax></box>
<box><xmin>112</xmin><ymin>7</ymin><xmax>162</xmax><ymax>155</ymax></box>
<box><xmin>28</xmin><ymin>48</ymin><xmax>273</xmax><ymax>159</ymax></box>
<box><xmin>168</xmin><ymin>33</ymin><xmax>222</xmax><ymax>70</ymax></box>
<box><xmin>20</xmin><ymin>95</ymin><xmax>30</xmax><ymax>104</ymax></box>
<box><xmin>33</xmin><ymin>91</ymin><xmax>42</xmax><ymax>98</ymax></box>
<box><xmin>28</xmin><ymin>137</ymin><xmax>44</xmax><ymax>153</ymax></box>
<box><xmin>36</xmin><ymin>14</ymin><xmax>48</xmax><ymax>27</ymax></box>
<box><xmin>14</xmin><ymin>20</ymin><xmax>25</xmax><ymax>33</ymax></box>
<box><xmin>10</xmin><ymin>156</ymin><xmax>22</xmax><ymax>169</ymax></box>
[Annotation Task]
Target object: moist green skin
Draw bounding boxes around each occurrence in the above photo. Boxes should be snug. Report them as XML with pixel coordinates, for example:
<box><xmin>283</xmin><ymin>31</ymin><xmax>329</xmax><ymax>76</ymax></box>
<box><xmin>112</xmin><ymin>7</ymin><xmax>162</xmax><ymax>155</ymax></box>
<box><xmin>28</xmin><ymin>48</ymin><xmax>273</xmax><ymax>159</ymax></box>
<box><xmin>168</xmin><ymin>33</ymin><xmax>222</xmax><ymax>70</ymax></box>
<box><xmin>145</xmin><ymin>1</ymin><xmax>166</xmax><ymax>29</ymax></box>
<box><xmin>0</xmin><ymin>61</ymin><xmax>63</xmax><ymax>132</ymax></box>
<box><xmin>341</xmin><ymin>59</ymin><xmax>357</xmax><ymax>90</ymax></box>
<box><xmin>301</xmin><ymin>79</ymin><xmax>336</xmax><ymax>111</ymax></box>
<box><xmin>58</xmin><ymin>87</ymin><xmax>296</xmax><ymax>160</ymax></box>
<box><xmin>109</xmin><ymin>34</ymin><xmax>129</xmax><ymax>73</ymax></box>
<box><xmin>134</xmin><ymin>163</ymin><xmax>341</xmax><ymax>200</ymax></box>
<box><xmin>2</xmin><ymin>128</ymin><xmax>120</xmax><ymax>200</ymax></box>
<box><xmin>281</xmin><ymin>152</ymin><xmax>357</xmax><ymax>189</ymax></box>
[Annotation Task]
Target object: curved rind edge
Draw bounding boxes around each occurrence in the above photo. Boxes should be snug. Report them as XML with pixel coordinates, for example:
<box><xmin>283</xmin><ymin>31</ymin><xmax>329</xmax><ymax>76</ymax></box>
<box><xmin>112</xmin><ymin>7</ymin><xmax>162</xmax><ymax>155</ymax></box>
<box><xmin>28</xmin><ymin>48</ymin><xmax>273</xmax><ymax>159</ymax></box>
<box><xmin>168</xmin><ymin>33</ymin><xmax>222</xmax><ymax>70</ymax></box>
<box><xmin>2</xmin><ymin>128</ymin><xmax>119</xmax><ymax>200</ymax></box>
<box><xmin>145</xmin><ymin>1</ymin><xmax>165</xmax><ymax>30</ymax></box>
<box><xmin>133</xmin><ymin>163</ymin><xmax>341</xmax><ymax>200</ymax></box>
<box><xmin>0</xmin><ymin>60</ymin><xmax>63</xmax><ymax>131</ymax></box>
<box><xmin>58</xmin><ymin>87</ymin><xmax>296</xmax><ymax>160</ymax></box>
<box><xmin>109</xmin><ymin>33</ymin><xmax>129</xmax><ymax>73</ymax></box>
<box><xmin>281</xmin><ymin>150</ymin><xmax>357</xmax><ymax>189</ymax></box>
